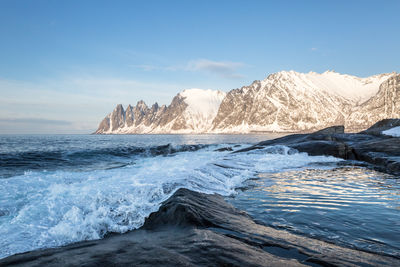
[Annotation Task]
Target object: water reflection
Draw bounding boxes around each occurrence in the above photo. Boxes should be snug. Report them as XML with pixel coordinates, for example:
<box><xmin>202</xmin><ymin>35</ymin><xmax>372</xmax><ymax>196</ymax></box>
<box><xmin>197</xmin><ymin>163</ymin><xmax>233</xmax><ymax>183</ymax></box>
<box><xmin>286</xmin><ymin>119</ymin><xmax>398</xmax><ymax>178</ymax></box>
<box><xmin>229</xmin><ymin>167</ymin><xmax>400</xmax><ymax>257</ymax></box>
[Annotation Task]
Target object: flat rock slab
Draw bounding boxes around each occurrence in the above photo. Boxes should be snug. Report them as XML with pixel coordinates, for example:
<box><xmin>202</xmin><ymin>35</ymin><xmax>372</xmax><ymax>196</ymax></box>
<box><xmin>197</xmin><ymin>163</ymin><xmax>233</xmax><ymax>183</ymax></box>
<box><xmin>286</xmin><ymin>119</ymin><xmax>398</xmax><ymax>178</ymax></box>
<box><xmin>2</xmin><ymin>188</ymin><xmax>399</xmax><ymax>267</ymax></box>
<box><xmin>237</xmin><ymin>124</ymin><xmax>400</xmax><ymax>175</ymax></box>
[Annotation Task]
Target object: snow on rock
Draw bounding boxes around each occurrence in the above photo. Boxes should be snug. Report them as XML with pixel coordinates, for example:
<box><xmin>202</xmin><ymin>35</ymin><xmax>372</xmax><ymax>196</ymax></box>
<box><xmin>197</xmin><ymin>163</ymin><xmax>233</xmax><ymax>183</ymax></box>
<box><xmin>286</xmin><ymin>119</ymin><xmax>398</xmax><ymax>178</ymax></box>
<box><xmin>95</xmin><ymin>71</ymin><xmax>398</xmax><ymax>134</ymax></box>
<box><xmin>263</xmin><ymin>70</ymin><xmax>393</xmax><ymax>104</ymax></box>
<box><xmin>382</xmin><ymin>126</ymin><xmax>400</xmax><ymax>137</ymax></box>
<box><xmin>305</xmin><ymin>71</ymin><xmax>392</xmax><ymax>104</ymax></box>
<box><xmin>179</xmin><ymin>89</ymin><xmax>226</xmax><ymax>131</ymax></box>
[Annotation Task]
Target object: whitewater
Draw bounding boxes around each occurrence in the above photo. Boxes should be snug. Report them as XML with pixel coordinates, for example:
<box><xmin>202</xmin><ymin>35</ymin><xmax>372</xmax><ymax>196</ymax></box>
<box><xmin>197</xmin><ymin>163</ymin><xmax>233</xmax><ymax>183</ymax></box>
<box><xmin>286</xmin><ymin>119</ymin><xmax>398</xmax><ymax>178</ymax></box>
<box><xmin>0</xmin><ymin>134</ymin><xmax>345</xmax><ymax>259</ymax></box>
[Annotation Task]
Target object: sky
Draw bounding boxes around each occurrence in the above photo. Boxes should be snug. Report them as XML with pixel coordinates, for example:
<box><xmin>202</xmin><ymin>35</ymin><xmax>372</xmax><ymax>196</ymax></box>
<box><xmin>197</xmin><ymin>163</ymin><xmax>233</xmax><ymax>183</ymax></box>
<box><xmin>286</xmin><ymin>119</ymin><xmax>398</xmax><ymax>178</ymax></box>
<box><xmin>0</xmin><ymin>0</ymin><xmax>399</xmax><ymax>134</ymax></box>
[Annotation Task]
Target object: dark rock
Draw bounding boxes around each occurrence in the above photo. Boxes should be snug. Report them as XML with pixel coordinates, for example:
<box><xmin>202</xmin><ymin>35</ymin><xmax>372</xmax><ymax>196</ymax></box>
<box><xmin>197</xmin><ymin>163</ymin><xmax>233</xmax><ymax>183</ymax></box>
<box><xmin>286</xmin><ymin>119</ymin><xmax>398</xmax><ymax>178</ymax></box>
<box><xmin>236</xmin><ymin>120</ymin><xmax>400</xmax><ymax>175</ymax></box>
<box><xmin>290</xmin><ymin>140</ymin><xmax>354</xmax><ymax>159</ymax></box>
<box><xmin>214</xmin><ymin>147</ymin><xmax>233</xmax><ymax>152</ymax></box>
<box><xmin>361</xmin><ymin>118</ymin><xmax>400</xmax><ymax>136</ymax></box>
<box><xmin>2</xmin><ymin>188</ymin><xmax>399</xmax><ymax>267</ymax></box>
<box><xmin>313</xmin><ymin>125</ymin><xmax>344</xmax><ymax>134</ymax></box>
<box><xmin>143</xmin><ymin>188</ymin><xmax>249</xmax><ymax>230</ymax></box>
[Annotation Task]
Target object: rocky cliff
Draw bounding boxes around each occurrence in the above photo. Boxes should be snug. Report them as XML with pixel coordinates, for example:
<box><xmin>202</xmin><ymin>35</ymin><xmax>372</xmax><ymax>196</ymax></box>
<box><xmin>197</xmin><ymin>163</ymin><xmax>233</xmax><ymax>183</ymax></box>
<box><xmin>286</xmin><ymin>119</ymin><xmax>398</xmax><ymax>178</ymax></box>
<box><xmin>95</xmin><ymin>71</ymin><xmax>399</xmax><ymax>134</ymax></box>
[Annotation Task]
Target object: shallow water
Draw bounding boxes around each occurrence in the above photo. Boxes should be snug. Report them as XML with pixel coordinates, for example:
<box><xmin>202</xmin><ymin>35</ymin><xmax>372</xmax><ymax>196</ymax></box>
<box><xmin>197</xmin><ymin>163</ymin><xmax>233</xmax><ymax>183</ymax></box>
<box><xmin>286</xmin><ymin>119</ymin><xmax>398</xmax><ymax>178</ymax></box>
<box><xmin>0</xmin><ymin>134</ymin><xmax>399</xmax><ymax>259</ymax></box>
<box><xmin>229</xmin><ymin>167</ymin><xmax>400</xmax><ymax>257</ymax></box>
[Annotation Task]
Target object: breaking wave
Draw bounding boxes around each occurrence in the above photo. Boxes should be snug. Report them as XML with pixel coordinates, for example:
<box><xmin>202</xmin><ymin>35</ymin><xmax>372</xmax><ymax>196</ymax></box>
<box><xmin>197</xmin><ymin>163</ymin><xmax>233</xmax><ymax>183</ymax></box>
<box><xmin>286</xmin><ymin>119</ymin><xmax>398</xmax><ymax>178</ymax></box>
<box><xmin>0</xmin><ymin>144</ymin><xmax>341</xmax><ymax>259</ymax></box>
<box><xmin>0</xmin><ymin>144</ymin><xmax>209</xmax><ymax>178</ymax></box>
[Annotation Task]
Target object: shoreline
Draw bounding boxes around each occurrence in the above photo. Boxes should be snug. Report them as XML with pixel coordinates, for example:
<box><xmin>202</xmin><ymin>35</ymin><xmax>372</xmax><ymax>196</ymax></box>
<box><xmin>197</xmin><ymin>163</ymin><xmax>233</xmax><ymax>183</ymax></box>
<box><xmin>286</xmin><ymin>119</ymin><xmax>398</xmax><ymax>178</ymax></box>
<box><xmin>2</xmin><ymin>188</ymin><xmax>399</xmax><ymax>266</ymax></box>
<box><xmin>2</xmin><ymin>119</ymin><xmax>400</xmax><ymax>266</ymax></box>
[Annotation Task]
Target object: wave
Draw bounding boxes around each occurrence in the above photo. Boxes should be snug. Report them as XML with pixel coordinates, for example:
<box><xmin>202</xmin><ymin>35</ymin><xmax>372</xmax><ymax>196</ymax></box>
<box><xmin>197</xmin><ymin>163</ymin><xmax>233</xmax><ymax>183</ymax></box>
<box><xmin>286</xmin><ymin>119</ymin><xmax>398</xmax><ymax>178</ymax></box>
<box><xmin>0</xmin><ymin>144</ymin><xmax>209</xmax><ymax>178</ymax></box>
<box><xmin>0</xmin><ymin>145</ymin><xmax>341</xmax><ymax>259</ymax></box>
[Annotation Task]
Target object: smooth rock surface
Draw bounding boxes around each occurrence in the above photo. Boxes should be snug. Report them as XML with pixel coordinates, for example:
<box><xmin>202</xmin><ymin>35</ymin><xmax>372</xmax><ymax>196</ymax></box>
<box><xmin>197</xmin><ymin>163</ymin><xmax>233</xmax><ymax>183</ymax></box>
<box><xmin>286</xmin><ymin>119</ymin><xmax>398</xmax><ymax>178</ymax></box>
<box><xmin>239</xmin><ymin>120</ymin><xmax>400</xmax><ymax>175</ymax></box>
<box><xmin>1</xmin><ymin>188</ymin><xmax>399</xmax><ymax>267</ymax></box>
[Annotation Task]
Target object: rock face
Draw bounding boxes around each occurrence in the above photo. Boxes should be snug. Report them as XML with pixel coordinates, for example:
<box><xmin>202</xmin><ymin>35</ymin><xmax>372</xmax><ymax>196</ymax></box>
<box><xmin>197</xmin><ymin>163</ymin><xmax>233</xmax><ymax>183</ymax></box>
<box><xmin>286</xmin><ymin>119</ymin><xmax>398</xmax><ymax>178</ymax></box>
<box><xmin>95</xmin><ymin>71</ymin><xmax>399</xmax><ymax>134</ymax></box>
<box><xmin>2</xmin><ymin>188</ymin><xmax>399</xmax><ymax>266</ymax></box>
<box><xmin>346</xmin><ymin>74</ymin><xmax>400</xmax><ymax>131</ymax></box>
<box><xmin>239</xmin><ymin>120</ymin><xmax>400</xmax><ymax>175</ymax></box>
<box><xmin>95</xmin><ymin>89</ymin><xmax>226</xmax><ymax>134</ymax></box>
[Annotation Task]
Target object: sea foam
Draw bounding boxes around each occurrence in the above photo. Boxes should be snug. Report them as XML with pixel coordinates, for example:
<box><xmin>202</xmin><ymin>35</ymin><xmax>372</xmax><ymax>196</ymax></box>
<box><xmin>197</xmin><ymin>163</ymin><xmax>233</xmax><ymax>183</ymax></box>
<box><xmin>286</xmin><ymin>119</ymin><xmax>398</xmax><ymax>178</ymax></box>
<box><xmin>0</xmin><ymin>145</ymin><xmax>341</xmax><ymax>259</ymax></box>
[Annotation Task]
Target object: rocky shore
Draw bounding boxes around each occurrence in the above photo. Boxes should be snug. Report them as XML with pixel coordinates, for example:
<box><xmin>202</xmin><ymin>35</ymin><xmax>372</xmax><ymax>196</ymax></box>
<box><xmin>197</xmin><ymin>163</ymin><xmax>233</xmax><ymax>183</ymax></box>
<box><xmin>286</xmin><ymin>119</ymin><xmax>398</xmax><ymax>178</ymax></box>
<box><xmin>1</xmin><ymin>188</ymin><xmax>399</xmax><ymax>267</ymax></box>
<box><xmin>236</xmin><ymin>119</ymin><xmax>400</xmax><ymax>176</ymax></box>
<box><xmin>2</xmin><ymin>119</ymin><xmax>400</xmax><ymax>267</ymax></box>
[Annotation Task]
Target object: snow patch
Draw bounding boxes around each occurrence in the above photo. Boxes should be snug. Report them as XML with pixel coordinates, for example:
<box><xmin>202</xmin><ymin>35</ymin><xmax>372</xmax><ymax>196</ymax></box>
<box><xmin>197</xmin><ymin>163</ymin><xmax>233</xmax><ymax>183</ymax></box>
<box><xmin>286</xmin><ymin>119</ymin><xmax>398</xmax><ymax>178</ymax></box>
<box><xmin>382</xmin><ymin>126</ymin><xmax>400</xmax><ymax>137</ymax></box>
<box><xmin>264</xmin><ymin>71</ymin><xmax>394</xmax><ymax>104</ymax></box>
<box><xmin>180</xmin><ymin>89</ymin><xmax>226</xmax><ymax>118</ymax></box>
<box><xmin>179</xmin><ymin>88</ymin><xmax>226</xmax><ymax>131</ymax></box>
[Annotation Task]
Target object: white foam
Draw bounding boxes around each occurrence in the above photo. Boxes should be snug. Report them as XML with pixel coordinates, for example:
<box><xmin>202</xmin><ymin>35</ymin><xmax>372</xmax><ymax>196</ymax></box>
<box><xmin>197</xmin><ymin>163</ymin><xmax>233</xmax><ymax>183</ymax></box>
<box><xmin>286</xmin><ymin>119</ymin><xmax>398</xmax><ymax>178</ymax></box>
<box><xmin>0</xmin><ymin>145</ymin><xmax>342</xmax><ymax>259</ymax></box>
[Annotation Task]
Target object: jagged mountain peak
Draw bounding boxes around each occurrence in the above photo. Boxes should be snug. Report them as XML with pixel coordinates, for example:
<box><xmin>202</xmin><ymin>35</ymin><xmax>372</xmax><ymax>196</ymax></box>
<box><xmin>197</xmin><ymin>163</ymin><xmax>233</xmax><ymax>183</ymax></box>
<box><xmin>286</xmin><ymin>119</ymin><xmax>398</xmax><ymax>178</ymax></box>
<box><xmin>95</xmin><ymin>70</ymin><xmax>399</xmax><ymax>134</ymax></box>
<box><xmin>114</xmin><ymin>104</ymin><xmax>124</xmax><ymax>111</ymax></box>
<box><xmin>151</xmin><ymin>102</ymin><xmax>159</xmax><ymax>110</ymax></box>
<box><xmin>135</xmin><ymin>100</ymin><xmax>148</xmax><ymax>109</ymax></box>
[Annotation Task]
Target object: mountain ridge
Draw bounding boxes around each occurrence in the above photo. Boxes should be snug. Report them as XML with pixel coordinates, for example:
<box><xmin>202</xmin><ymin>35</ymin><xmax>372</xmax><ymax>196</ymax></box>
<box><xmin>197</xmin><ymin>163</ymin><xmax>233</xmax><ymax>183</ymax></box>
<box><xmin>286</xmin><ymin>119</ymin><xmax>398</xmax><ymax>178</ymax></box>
<box><xmin>95</xmin><ymin>70</ymin><xmax>399</xmax><ymax>134</ymax></box>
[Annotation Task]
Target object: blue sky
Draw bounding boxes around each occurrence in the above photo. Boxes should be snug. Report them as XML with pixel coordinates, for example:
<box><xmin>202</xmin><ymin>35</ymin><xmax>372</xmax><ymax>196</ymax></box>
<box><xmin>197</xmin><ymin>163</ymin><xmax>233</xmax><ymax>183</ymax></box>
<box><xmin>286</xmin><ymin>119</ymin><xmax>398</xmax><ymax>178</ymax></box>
<box><xmin>1</xmin><ymin>0</ymin><xmax>399</xmax><ymax>133</ymax></box>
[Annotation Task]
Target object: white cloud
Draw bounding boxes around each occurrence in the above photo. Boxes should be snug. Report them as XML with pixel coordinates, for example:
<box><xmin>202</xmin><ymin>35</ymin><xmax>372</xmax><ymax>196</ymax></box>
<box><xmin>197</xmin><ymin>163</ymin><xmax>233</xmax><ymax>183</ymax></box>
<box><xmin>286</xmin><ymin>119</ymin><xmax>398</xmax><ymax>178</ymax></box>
<box><xmin>0</xmin><ymin>118</ymin><xmax>72</xmax><ymax>125</ymax></box>
<box><xmin>186</xmin><ymin>59</ymin><xmax>245</xmax><ymax>79</ymax></box>
<box><xmin>128</xmin><ymin>58</ymin><xmax>246</xmax><ymax>79</ymax></box>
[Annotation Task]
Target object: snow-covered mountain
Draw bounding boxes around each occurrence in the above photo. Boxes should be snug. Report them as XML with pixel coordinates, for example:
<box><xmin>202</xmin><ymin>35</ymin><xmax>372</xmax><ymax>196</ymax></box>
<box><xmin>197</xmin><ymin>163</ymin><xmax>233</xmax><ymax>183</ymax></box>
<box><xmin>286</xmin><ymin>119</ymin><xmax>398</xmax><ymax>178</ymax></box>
<box><xmin>95</xmin><ymin>71</ymin><xmax>398</xmax><ymax>134</ymax></box>
<box><xmin>345</xmin><ymin>74</ymin><xmax>400</xmax><ymax>131</ymax></box>
<box><xmin>95</xmin><ymin>89</ymin><xmax>226</xmax><ymax>134</ymax></box>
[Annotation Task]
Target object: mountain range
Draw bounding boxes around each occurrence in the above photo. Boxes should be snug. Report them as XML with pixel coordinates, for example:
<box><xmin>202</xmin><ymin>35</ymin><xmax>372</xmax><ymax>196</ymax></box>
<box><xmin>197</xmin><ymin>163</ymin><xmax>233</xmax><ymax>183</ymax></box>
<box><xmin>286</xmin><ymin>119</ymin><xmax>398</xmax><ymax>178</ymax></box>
<box><xmin>95</xmin><ymin>70</ymin><xmax>399</xmax><ymax>134</ymax></box>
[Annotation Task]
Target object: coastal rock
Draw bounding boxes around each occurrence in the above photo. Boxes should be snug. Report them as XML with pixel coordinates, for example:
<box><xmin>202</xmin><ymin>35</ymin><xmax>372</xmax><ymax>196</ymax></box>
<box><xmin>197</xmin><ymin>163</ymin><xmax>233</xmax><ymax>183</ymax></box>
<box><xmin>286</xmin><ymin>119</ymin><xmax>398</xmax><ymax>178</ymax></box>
<box><xmin>241</xmin><ymin>119</ymin><xmax>400</xmax><ymax>175</ymax></box>
<box><xmin>214</xmin><ymin>146</ymin><xmax>233</xmax><ymax>152</ymax></box>
<box><xmin>313</xmin><ymin>125</ymin><xmax>344</xmax><ymax>134</ymax></box>
<box><xmin>361</xmin><ymin>118</ymin><xmax>400</xmax><ymax>136</ymax></box>
<box><xmin>2</xmin><ymin>188</ymin><xmax>399</xmax><ymax>266</ymax></box>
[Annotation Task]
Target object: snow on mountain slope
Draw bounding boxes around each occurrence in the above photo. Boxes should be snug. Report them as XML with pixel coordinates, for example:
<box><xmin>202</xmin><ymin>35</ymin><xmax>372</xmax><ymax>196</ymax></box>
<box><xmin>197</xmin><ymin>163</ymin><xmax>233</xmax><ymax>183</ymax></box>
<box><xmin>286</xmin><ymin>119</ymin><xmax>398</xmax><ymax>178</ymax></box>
<box><xmin>95</xmin><ymin>89</ymin><xmax>226</xmax><ymax>134</ymax></box>
<box><xmin>263</xmin><ymin>70</ymin><xmax>393</xmax><ymax>104</ymax></box>
<box><xmin>179</xmin><ymin>89</ymin><xmax>226</xmax><ymax>131</ymax></box>
<box><xmin>95</xmin><ymin>71</ymin><xmax>397</xmax><ymax>134</ymax></box>
<box><xmin>345</xmin><ymin>74</ymin><xmax>400</xmax><ymax>131</ymax></box>
<box><xmin>212</xmin><ymin>71</ymin><xmax>353</xmax><ymax>132</ymax></box>
<box><xmin>212</xmin><ymin>70</ymin><xmax>395</xmax><ymax>133</ymax></box>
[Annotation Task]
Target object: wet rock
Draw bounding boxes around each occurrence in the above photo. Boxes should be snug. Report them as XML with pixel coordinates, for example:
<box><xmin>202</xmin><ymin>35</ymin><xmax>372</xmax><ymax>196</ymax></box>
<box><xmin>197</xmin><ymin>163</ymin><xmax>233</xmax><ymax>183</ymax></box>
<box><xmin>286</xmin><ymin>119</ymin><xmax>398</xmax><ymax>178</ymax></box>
<box><xmin>361</xmin><ymin>118</ymin><xmax>400</xmax><ymax>136</ymax></box>
<box><xmin>2</xmin><ymin>188</ymin><xmax>399</xmax><ymax>267</ymax></box>
<box><xmin>313</xmin><ymin>125</ymin><xmax>344</xmax><ymax>134</ymax></box>
<box><xmin>214</xmin><ymin>146</ymin><xmax>233</xmax><ymax>152</ymax></box>
<box><xmin>239</xmin><ymin>120</ymin><xmax>400</xmax><ymax>175</ymax></box>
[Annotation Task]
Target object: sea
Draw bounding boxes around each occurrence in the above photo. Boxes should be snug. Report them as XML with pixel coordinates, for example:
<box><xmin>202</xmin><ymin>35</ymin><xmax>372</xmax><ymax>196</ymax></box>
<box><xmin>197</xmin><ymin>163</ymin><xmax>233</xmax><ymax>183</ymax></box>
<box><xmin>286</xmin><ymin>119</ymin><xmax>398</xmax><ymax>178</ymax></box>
<box><xmin>0</xmin><ymin>134</ymin><xmax>399</xmax><ymax>259</ymax></box>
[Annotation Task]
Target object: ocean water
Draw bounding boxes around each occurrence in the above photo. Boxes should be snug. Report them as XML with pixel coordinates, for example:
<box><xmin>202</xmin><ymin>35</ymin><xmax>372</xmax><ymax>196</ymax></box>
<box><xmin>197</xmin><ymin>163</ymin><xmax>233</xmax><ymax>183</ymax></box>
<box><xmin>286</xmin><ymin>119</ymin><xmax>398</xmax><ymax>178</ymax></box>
<box><xmin>229</xmin><ymin>167</ymin><xmax>400</xmax><ymax>257</ymax></box>
<box><xmin>0</xmin><ymin>134</ymin><xmax>399</xmax><ymax>259</ymax></box>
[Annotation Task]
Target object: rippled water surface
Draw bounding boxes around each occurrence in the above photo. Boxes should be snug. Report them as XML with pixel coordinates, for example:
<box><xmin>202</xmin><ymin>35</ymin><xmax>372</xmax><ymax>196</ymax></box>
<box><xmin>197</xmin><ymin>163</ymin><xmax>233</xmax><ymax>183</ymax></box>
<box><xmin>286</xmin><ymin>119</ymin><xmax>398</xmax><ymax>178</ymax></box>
<box><xmin>229</xmin><ymin>167</ymin><xmax>400</xmax><ymax>257</ymax></box>
<box><xmin>0</xmin><ymin>134</ymin><xmax>399</xmax><ymax>260</ymax></box>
